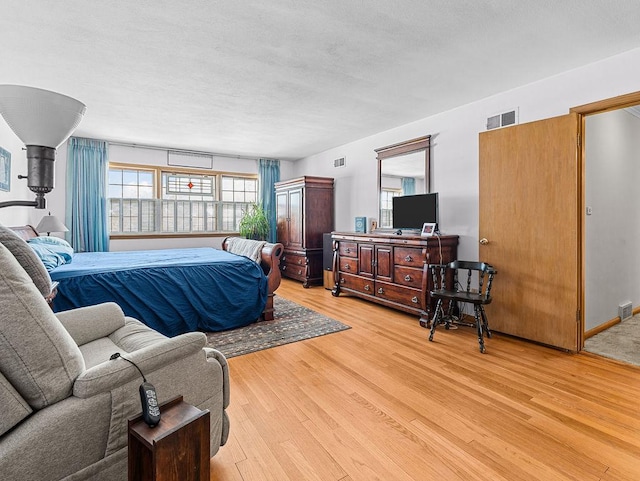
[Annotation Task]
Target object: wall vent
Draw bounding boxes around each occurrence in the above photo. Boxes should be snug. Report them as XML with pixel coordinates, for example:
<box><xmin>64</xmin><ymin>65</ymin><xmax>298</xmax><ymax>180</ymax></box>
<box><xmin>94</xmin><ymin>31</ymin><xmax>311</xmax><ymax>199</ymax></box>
<box><xmin>334</xmin><ymin>157</ymin><xmax>346</xmax><ymax>168</ymax></box>
<box><xmin>619</xmin><ymin>302</ymin><xmax>633</xmax><ymax>321</ymax></box>
<box><xmin>486</xmin><ymin>108</ymin><xmax>519</xmax><ymax>130</ymax></box>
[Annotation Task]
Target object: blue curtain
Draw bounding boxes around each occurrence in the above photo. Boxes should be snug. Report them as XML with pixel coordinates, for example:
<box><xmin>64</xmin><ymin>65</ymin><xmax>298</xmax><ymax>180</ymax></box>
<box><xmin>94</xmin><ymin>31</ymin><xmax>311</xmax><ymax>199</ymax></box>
<box><xmin>65</xmin><ymin>137</ymin><xmax>109</xmax><ymax>252</ymax></box>
<box><xmin>258</xmin><ymin>158</ymin><xmax>280</xmax><ymax>243</ymax></box>
<box><xmin>402</xmin><ymin>177</ymin><xmax>416</xmax><ymax>196</ymax></box>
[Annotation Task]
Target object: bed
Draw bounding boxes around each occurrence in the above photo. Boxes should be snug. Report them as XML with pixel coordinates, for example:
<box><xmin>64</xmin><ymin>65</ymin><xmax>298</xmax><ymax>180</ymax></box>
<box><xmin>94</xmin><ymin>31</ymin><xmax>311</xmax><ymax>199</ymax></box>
<box><xmin>11</xmin><ymin>225</ymin><xmax>283</xmax><ymax>337</ymax></box>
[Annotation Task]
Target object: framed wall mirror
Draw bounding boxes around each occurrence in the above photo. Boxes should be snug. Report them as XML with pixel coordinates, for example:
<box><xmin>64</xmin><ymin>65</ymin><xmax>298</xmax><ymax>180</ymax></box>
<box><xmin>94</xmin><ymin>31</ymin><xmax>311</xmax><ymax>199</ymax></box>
<box><xmin>375</xmin><ymin>135</ymin><xmax>431</xmax><ymax>229</ymax></box>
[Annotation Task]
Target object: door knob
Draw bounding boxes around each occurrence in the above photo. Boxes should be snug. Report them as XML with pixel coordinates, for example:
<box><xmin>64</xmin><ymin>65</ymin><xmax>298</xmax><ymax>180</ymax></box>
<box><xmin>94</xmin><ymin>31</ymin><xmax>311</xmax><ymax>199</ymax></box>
<box><xmin>479</xmin><ymin>238</ymin><xmax>489</xmax><ymax>245</ymax></box>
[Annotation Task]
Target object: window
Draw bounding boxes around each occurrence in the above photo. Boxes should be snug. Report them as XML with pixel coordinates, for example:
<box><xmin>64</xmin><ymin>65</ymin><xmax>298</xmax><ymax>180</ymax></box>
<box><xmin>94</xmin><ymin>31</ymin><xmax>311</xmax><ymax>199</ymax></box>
<box><xmin>108</xmin><ymin>164</ymin><xmax>258</xmax><ymax>235</ymax></box>
<box><xmin>380</xmin><ymin>189</ymin><xmax>401</xmax><ymax>228</ymax></box>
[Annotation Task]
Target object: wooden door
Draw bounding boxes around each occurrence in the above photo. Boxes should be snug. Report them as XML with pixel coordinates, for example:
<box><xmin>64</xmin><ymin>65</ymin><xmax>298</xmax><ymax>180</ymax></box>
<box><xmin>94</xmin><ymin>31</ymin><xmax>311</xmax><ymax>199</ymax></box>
<box><xmin>479</xmin><ymin>113</ymin><xmax>580</xmax><ymax>351</ymax></box>
<box><xmin>276</xmin><ymin>191</ymin><xmax>289</xmax><ymax>246</ymax></box>
<box><xmin>288</xmin><ymin>189</ymin><xmax>303</xmax><ymax>248</ymax></box>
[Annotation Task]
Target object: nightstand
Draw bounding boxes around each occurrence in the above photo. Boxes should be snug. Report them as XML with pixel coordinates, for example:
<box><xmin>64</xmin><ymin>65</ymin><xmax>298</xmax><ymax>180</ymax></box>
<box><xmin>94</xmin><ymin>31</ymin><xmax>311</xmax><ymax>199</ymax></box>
<box><xmin>128</xmin><ymin>396</ymin><xmax>210</xmax><ymax>481</ymax></box>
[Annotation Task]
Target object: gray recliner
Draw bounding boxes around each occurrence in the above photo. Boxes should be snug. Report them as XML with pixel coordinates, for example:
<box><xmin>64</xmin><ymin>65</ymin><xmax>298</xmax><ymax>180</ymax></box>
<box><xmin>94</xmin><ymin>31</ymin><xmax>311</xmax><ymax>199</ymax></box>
<box><xmin>0</xmin><ymin>239</ymin><xmax>230</xmax><ymax>481</ymax></box>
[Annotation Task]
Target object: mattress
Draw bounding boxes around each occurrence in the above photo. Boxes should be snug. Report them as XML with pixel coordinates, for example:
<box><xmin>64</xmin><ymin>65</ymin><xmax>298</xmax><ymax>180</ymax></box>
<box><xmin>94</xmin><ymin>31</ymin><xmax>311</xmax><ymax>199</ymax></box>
<box><xmin>50</xmin><ymin>247</ymin><xmax>268</xmax><ymax>337</ymax></box>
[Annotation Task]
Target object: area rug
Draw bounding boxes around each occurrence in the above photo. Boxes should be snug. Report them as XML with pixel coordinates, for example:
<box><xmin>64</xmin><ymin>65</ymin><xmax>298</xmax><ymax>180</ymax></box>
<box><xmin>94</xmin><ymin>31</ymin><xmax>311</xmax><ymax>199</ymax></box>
<box><xmin>205</xmin><ymin>296</ymin><xmax>351</xmax><ymax>358</ymax></box>
<box><xmin>584</xmin><ymin>313</ymin><xmax>640</xmax><ymax>367</ymax></box>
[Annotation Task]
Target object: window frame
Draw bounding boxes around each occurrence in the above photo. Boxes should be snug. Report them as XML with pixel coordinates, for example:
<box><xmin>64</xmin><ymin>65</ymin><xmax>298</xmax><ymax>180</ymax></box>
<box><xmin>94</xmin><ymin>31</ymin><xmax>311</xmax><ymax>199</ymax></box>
<box><xmin>108</xmin><ymin>162</ymin><xmax>258</xmax><ymax>239</ymax></box>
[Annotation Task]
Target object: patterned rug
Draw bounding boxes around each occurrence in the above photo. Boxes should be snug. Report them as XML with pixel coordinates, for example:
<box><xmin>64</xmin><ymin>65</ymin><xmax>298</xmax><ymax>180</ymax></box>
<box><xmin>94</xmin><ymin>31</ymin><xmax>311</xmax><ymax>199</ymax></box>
<box><xmin>205</xmin><ymin>296</ymin><xmax>351</xmax><ymax>358</ymax></box>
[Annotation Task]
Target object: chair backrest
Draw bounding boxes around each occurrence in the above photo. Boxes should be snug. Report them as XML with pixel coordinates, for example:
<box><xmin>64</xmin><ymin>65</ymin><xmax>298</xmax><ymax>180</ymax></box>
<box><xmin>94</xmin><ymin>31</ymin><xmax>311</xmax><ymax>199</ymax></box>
<box><xmin>431</xmin><ymin>260</ymin><xmax>497</xmax><ymax>301</ymax></box>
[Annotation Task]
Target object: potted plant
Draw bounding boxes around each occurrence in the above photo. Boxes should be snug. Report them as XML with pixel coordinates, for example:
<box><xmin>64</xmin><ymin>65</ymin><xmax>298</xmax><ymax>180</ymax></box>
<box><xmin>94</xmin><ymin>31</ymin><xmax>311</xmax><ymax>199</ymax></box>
<box><xmin>238</xmin><ymin>203</ymin><xmax>270</xmax><ymax>240</ymax></box>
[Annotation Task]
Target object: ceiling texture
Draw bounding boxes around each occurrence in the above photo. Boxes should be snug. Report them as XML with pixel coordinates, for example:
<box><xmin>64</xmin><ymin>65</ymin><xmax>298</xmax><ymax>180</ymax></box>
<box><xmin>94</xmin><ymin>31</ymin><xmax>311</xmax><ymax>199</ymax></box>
<box><xmin>2</xmin><ymin>1</ymin><xmax>640</xmax><ymax>160</ymax></box>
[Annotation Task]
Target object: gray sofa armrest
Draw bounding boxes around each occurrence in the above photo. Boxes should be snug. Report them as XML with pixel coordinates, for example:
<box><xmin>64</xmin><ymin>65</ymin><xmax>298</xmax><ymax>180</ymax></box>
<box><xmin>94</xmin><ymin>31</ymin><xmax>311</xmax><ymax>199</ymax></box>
<box><xmin>55</xmin><ymin>302</ymin><xmax>126</xmax><ymax>346</ymax></box>
<box><xmin>204</xmin><ymin>347</ymin><xmax>230</xmax><ymax>408</ymax></box>
<box><xmin>73</xmin><ymin>332</ymin><xmax>207</xmax><ymax>398</ymax></box>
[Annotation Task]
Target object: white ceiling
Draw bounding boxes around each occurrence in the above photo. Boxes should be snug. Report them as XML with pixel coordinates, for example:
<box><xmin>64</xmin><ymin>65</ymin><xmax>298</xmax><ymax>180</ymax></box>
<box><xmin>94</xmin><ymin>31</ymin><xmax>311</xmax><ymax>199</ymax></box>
<box><xmin>2</xmin><ymin>1</ymin><xmax>640</xmax><ymax>161</ymax></box>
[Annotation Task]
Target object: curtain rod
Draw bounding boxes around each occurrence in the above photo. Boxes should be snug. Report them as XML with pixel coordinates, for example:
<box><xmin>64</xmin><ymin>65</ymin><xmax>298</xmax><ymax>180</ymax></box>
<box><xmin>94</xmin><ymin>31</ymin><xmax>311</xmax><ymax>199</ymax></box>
<box><xmin>106</xmin><ymin>140</ymin><xmax>265</xmax><ymax>161</ymax></box>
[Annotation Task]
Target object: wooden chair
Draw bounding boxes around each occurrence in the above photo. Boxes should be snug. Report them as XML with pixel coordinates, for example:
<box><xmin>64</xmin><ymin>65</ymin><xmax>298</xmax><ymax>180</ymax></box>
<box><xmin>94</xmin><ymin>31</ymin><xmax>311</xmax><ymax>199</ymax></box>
<box><xmin>428</xmin><ymin>261</ymin><xmax>497</xmax><ymax>353</ymax></box>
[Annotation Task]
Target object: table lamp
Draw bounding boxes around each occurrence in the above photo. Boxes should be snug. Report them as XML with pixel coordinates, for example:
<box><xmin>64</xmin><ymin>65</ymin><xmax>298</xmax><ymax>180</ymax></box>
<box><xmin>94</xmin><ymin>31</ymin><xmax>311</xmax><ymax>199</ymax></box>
<box><xmin>36</xmin><ymin>212</ymin><xmax>69</xmax><ymax>236</ymax></box>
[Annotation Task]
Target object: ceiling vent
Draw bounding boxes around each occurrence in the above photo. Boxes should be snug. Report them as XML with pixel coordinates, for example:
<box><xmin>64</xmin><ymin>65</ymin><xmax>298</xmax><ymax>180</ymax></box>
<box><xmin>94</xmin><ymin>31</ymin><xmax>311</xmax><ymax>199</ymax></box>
<box><xmin>486</xmin><ymin>108</ymin><xmax>519</xmax><ymax>130</ymax></box>
<box><xmin>334</xmin><ymin>157</ymin><xmax>346</xmax><ymax>168</ymax></box>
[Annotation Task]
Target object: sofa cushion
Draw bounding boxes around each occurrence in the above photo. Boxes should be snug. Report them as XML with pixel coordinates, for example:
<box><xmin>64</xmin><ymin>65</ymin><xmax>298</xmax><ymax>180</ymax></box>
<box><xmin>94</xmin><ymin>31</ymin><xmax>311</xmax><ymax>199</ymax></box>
<box><xmin>0</xmin><ymin>371</ymin><xmax>32</xmax><ymax>436</ymax></box>
<box><xmin>0</xmin><ymin>242</ymin><xmax>85</xmax><ymax>409</ymax></box>
<box><xmin>0</xmin><ymin>224</ymin><xmax>52</xmax><ymax>296</ymax></box>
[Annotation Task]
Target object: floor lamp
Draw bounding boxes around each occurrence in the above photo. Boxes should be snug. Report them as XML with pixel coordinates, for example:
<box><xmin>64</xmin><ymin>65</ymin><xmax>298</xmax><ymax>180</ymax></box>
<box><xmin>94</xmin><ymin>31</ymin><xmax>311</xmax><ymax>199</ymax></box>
<box><xmin>0</xmin><ymin>85</ymin><xmax>86</xmax><ymax>209</ymax></box>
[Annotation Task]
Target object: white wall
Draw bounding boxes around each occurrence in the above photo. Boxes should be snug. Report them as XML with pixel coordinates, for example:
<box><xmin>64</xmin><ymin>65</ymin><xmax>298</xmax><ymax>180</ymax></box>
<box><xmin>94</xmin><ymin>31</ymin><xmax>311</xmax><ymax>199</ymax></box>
<box><xmin>292</xmin><ymin>47</ymin><xmax>640</xmax><ymax>267</ymax></box>
<box><xmin>585</xmin><ymin>109</ymin><xmax>640</xmax><ymax>330</ymax></box>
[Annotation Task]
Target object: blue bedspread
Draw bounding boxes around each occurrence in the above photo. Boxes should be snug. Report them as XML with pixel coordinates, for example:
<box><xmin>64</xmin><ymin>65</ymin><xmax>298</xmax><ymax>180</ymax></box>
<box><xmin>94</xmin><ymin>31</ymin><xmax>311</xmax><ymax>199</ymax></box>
<box><xmin>50</xmin><ymin>247</ymin><xmax>268</xmax><ymax>337</ymax></box>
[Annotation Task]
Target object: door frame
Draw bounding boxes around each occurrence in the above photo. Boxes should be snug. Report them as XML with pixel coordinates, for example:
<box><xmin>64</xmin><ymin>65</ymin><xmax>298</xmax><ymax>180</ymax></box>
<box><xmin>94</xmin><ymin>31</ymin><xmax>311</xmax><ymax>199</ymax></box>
<box><xmin>571</xmin><ymin>90</ymin><xmax>640</xmax><ymax>349</ymax></box>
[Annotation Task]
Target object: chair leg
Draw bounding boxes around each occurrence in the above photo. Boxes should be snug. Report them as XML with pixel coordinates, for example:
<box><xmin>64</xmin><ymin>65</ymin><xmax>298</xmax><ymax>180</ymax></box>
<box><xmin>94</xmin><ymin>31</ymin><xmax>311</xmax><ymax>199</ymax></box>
<box><xmin>474</xmin><ymin>305</ymin><xmax>486</xmax><ymax>353</ymax></box>
<box><xmin>444</xmin><ymin>300</ymin><xmax>456</xmax><ymax>329</ymax></box>
<box><xmin>429</xmin><ymin>299</ymin><xmax>443</xmax><ymax>342</ymax></box>
<box><xmin>480</xmin><ymin>306</ymin><xmax>491</xmax><ymax>339</ymax></box>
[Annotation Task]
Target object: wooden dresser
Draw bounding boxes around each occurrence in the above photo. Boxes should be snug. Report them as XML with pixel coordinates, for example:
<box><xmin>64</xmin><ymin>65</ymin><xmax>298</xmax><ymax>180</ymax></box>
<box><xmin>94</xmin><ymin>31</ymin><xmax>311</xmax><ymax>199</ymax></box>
<box><xmin>331</xmin><ymin>232</ymin><xmax>458</xmax><ymax>323</ymax></box>
<box><xmin>276</xmin><ymin>176</ymin><xmax>334</xmax><ymax>287</ymax></box>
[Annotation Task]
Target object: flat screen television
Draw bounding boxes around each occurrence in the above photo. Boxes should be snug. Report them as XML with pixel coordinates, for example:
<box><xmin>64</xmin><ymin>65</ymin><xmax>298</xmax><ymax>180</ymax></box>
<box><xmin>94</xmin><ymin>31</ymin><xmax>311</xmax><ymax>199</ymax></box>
<box><xmin>392</xmin><ymin>193</ymin><xmax>438</xmax><ymax>230</ymax></box>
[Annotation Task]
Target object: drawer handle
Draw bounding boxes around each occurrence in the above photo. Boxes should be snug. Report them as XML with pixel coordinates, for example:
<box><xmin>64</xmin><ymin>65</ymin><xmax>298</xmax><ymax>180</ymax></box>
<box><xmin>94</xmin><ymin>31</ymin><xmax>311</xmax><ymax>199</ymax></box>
<box><xmin>344</xmin><ymin>264</ymin><xmax>351</xmax><ymax>270</ymax></box>
<box><xmin>411</xmin><ymin>296</ymin><xmax>418</xmax><ymax>304</ymax></box>
<box><xmin>297</xmin><ymin>269</ymin><xmax>302</xmax><ymax>275</ymax></box>
<box><xmin>340</xmin><ymin>278</ymin><xmax>345</xmax><ymax>284</ymax></box>
<box><xmin>404</xmin><ymin>255</ymin><xmax>413</xmax><ymax>262</ymax></box>
<box><xmin>297</xmin><ymin>259</ymin><xmax>302</xmax><ymax>264</ymax></box>
<box><xmin>404</xmin><ymin>275</ymin><xmax>412</xmax><ymax>282</ymax></box>
<box><xmin>345</xmin><ymin>247</ymin><xmax>351</xmax><ymax>253</ymax></box>
<box><xmin>377</xmin><ymin>287</ymin><xmax>384</xmax><ymax>294</ymax></box>
<box><xmin>364</xmin><ymin>284</ymin><xmax>371</xmax><ymax>291</ymax></box>
<box><xmin>282</xmin><ymin>265</ymin><xmax>287</xmax><ymax>271</ymax></box>
<box><xmin>282</xmin><ymin>256</ymin><xmax>286</xmax><ymax>262</ymax></box>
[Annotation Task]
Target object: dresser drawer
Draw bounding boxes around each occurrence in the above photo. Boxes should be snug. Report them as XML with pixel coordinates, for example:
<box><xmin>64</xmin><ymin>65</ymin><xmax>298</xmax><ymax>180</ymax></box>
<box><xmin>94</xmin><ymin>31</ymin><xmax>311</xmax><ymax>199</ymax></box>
<box><xmin>394</xmin><ymin>247</ymin><xmax>424</xmax><ymax>268</ymax></box>
<box><xmin>374</xmin><ymin>280</ymin><xmax>422</xmax><ymax>309</ymax></box>
<box><xmin>282</xmin><ymin>262</ymin><xmax>308</xmax><ymax>279</ymax></box>
<box><xmin>394</xmin><ymin>266</ymin><xmax>423</xmax><ymax>289</ymax></box>
<box><xmin>339</xmin><ymin>257</ymin><xmax>358</xmax><ymax>274</ymax></box>
<box><xmin>339</xmin><ymin>242</ymin><xmax>358</xmax><ymax>258</ymax></box>
<box><xmin>282</xmin><ymin>252</ymin><xmax>307</xmax><ymax>267</ymax></box>
<box><xmin>338</xmin><ymin>273</ymin><xmax>374</xmax><ymax>295</ymax></box>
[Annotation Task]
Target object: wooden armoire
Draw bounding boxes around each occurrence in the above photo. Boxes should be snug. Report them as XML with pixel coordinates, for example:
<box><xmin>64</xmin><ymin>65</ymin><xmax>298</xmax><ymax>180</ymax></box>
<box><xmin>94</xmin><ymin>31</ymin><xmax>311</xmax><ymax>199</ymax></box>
<box><xmin>275</xmin><ymin>176</ymin><xmax>334</xmax><ymax>287</ymax></box>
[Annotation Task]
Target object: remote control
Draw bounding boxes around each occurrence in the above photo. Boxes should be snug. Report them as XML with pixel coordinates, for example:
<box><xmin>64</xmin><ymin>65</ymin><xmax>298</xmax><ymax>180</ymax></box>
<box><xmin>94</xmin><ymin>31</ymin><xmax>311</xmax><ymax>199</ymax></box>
<box><xmin>139</xmin><ymin>381</ymin><xmax>161</xmax><ymax>427</ymax></box>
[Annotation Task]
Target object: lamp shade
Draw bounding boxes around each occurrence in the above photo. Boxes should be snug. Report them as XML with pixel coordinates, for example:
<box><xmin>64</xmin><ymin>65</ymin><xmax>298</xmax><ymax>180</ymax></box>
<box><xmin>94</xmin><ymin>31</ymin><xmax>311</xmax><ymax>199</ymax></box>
<box><xmin>0</xmin><ymin>85</ymin><xmax>86</xmax><ymax>148</ymax></box>
<box><xmin>35</xmin><ymin>214</ymin><xmax>69</xmax><ymax>235</ymax></box>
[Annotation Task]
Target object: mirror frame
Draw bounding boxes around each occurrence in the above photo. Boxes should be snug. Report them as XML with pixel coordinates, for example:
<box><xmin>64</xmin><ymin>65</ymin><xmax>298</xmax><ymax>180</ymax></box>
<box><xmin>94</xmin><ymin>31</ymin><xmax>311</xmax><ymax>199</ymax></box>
<box><xmin>375</xmin><ymin>135</ymin><xmax>431</xmax><ymax>230</ymax></box>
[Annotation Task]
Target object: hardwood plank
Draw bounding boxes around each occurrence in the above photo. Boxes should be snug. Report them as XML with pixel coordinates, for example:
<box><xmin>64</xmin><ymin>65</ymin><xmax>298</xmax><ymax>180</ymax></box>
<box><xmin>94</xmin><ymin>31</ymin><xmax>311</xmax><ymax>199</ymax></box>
<box><xmin>210</xmin><ymin>279</ymin><xmax>640</xmax><ymax>480</ymax></box>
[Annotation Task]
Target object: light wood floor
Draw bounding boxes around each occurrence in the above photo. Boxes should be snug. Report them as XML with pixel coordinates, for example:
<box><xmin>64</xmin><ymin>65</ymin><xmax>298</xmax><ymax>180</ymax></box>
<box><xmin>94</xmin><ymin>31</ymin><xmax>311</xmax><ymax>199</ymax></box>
<box><xmin>210</xmin><ymin>279</ymin><xmax>640</xmax><ymax>481</ymax></box>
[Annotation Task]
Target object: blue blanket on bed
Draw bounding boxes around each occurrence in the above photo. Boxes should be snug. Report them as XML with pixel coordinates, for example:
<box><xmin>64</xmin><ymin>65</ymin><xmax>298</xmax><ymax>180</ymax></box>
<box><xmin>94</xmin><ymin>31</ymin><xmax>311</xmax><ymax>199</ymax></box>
<box><xmin>50</xmin><ymin>247</ymin><xmax>268</xmax><ymax>337</ymax></box>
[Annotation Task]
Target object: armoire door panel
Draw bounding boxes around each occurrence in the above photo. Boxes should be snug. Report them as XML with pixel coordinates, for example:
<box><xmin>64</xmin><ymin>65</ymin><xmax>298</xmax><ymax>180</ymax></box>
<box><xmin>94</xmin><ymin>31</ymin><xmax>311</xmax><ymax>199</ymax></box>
<box><xmin>276</xmin><ymin>191</ymin><xmax>289</xmax><ymax>246</ymax></box>
<box><xmin>288</xmin><ymin>189</ymin><xmax>303</xmax><ymax>248</ymax></box>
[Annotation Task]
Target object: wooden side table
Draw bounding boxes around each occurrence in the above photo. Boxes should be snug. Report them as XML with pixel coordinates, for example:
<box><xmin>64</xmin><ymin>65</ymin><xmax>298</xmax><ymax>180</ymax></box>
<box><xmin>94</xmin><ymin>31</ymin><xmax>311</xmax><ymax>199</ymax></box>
<box><xmin>128</xmin><ymin>396</ymin><xmax>210</xmax><ymax>481</ymax></box>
